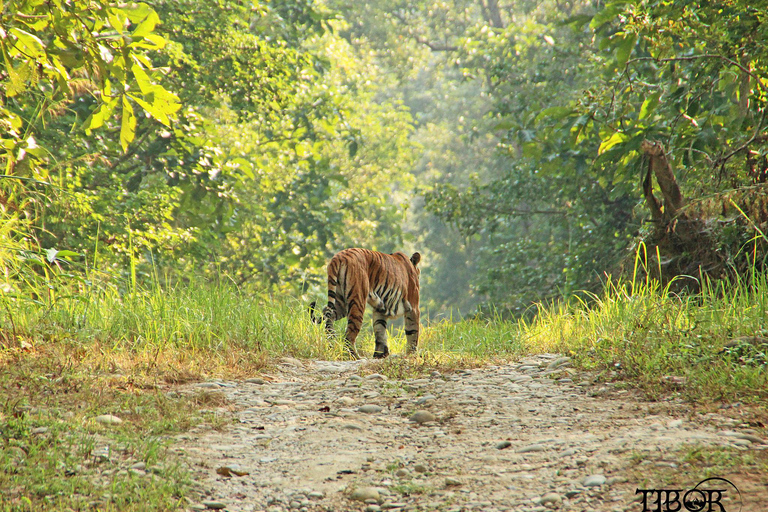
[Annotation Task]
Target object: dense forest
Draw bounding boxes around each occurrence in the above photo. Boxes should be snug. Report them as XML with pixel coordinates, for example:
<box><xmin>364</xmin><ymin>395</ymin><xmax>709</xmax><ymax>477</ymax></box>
<box><xmin>2</xmin><ymin>0</ymin><xmax>767</xmax><ymax>316</ymax></box>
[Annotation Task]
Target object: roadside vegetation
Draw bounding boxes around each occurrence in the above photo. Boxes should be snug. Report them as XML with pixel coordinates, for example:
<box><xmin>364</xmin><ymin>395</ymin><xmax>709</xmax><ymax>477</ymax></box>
<box><xmin>2</xmin><ymin>0</ymin><xmax>768</xmax><ymax>509</ymax></box>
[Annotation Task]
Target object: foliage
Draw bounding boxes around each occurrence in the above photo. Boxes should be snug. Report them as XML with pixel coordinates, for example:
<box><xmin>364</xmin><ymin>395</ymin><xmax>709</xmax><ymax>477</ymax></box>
<box><xmin>0</xmin><ymin>0</ymin><xmax>181</xmax><ymax>297</ymax></box>
<box><xmin>1</xmin><ymin>0</ymin><xmax>419</xmax><ymax>300</ymax></box>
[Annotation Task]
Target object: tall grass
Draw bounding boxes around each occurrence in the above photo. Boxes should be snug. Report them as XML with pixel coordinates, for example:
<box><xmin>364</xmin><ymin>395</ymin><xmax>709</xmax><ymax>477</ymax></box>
<box><xmin>520</xmin><ymin>254</ymin><xmax>768</xmax><ymax>401</ymax></box>
<box><xmin>2</xmin><ymin>248</ymin><xmax>766</xmax><ymax>401</ymax></box>
<box><xmin>2</xmin><ymin>274</ymin><xmax>333</xmax><ymax>356</ymax></box>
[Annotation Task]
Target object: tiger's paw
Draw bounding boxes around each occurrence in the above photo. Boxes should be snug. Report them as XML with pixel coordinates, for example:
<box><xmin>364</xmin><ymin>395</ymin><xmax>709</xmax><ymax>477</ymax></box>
<box><xmin>373</xmin><ymin>345</ymin><xmax>390</xmax><ymax>359</ymax></box>
<box><xmin>344</xmin><ymin>346</ymin><xmax>361</xmax><ymax>360</ymax></box>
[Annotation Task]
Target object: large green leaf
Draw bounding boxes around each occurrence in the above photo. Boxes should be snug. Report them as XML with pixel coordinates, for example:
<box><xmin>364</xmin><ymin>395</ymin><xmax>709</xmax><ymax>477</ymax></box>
<box><xmin>120</xmin><ymin>96</ymin><xmax>136</xmax><ymax>151</ymax></box>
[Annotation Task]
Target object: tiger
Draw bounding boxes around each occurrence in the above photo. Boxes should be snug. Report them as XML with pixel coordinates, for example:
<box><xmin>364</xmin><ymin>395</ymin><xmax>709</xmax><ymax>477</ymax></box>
<box><xmin>310</xmin><ymin>248</ymin><xmax>421</xmax><ymax>359</ymax></box>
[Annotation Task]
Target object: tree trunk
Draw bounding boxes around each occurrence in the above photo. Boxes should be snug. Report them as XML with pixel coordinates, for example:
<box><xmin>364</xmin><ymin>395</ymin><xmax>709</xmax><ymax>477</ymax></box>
<box><xmin>480</xmin><ymin>0</ymin><xmax>504</xmax><ymax>28</ymax></box>
<box><xmin>641</xmin><ymin>140</ymin><xmax>684</xmax><ymax>221</ymax></box>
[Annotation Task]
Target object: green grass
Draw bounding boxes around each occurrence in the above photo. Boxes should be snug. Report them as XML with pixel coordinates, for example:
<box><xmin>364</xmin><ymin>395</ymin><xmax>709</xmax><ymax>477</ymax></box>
<box><xmin>521</xmin><ymin>271</ymin><xmax>768</xmax><ymax>402</ymax></box>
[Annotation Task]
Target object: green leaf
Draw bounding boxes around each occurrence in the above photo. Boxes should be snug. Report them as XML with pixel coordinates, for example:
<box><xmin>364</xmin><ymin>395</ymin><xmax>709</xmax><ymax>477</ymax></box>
<box><xmin>120</xmin><ymin>96</ymin><xmax>136</xmax><ymax>152</ymax></box>
<box><xmin>639</xmin><ymin>92</ymin><xmax>660</xmax><ymax>120</ymax></box>
<box><xmin>535</xmin><ymin>106</ymin><xmax>575</xmax><ymax>124</ymax></box>
<box><xmin>598</xmin><ymin>132</ymin><xmax>628</xmax><ymax>155</ymax></box>
<box><xmin>86</xmin><ymin>97</ymin><xmax>118</xmax><ymax>131</ymax></box>
<box><xmin>9</xmin><ymin>28</ymin><xmax>46</xmax><ymax>60</ymax></box>
<box><xmin>130</xmin><ymin>60</ymin><xmax>153</xmax><ymax>94</ymax></box>
<box><xmin>132</xmin><ymin>9</ymin><xmax>160</xmax><ymax>38</ymax></box>
<box><xmin>589</xmin><ymin>2</ymin><xmax>629</xmax><ymax>30</ymax></box>
<box><xmin>128</xmin><ymin>93</ymin><xmax>170</xmax><ymax>126</ymax></box>
<box><xmin>615</xmin><ymin>33</ymin><xmax>637</xmax><ymax>68</ymax></box>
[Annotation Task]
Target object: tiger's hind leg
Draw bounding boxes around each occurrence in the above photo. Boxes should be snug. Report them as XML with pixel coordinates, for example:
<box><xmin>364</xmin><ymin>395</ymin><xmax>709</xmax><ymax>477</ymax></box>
<box><xmin>372</xmin><ymin>311</ymin><xmax>389</xmax><ymax>359</ymax></box>
<box><xmin>343</xmin><ymin>300</ymin><xmax>364</xmax><ymax>360</ymax></box>
<box><xmin>404</xmin><ymin>306</ymin><xmax>420</xmax><ymax>355</ymax></box>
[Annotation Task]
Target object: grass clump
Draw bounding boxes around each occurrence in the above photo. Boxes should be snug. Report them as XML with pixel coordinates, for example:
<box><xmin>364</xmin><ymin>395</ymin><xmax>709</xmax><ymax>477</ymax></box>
<box><xmin>520</xmin><ymin>269</ymin><xmax>768</xmax><ymax>402</ymax></box>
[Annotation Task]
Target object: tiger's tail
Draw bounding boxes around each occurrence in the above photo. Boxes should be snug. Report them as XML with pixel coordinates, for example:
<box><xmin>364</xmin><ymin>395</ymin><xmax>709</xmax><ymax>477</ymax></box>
<box><xmin>309</xmin><ymin>301</ymin><xmax>323</xmax><ymax>324</ymax></box>
<box><xmin>310</xmin><ymin>256</ymin><xmax>346</xmax><ymax>325</ymax></box>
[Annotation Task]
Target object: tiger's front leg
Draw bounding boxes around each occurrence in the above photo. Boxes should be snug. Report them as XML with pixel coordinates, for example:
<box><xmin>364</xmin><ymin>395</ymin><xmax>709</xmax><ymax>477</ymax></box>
<box><xmin>372</xmin><ymin>311</ymin><xmax>389</xmax><ymax>359</ymax></box>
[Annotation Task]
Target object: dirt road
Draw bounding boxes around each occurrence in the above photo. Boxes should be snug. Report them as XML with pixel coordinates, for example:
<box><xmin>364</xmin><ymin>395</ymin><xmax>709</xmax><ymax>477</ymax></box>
<box><xmin>175</xmin><ymin>354</ymin><xmax>766</xmax><ymax>512</ymax></box>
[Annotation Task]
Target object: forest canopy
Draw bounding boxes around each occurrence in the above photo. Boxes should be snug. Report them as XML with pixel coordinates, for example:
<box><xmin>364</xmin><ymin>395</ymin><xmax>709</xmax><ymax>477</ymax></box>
<box><xmin>1</xmin><ymin>0</ymin><xmax>766</xmax><ymax>316</ymax></box>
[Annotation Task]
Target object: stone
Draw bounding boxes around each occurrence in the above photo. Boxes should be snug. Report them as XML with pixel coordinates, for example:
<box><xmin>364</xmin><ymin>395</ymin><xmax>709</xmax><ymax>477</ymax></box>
<box><xmin>719</xmin><ymin>431</ymin><xmax>765</xmax><ymax>444</ymax></box>
<box><xmin>540</xmin><ymin>492</ymin><xmax>561</xmax><ymax>505</ymax></box>
<box><xmin>496</xmin><ymin>441</ymin><xmax>512</xmax><ymax>450</ymax></box>
<box><xmin>409</xmin><ymin>411</ymin><xmax>437</xmax><ymax>424</ymax></box>
<box><xmin>547</xmin><ymin>357</ymin><xmax>572</xmax><ymax>370</ymax></box>
<box><xmin>382</xmin><ymin>503</ymin><xmax>407</xmax><ymax>510</ymax></box>
<box><xmin>94</xmin><ymin>414</ymin><xmax>123</xmax><ymax>425</ymax></box>
<box><xmin>196</xmin><ymin>382</ymin><xmax>222</xmax><ymax>389</ymax></box>
<box><xmin>517</xmin><ymin>444</ymin><xmax>546</xmax><ymax>453</ymax></box>
<box><xmin>366</xmin><ymin>374</ymin><xmax>388</xmax><ymax>381</ymax></box>
<box><xmin>245</xmin><ymin>377</ymin><xmax>267</xmax><ymax>384</ymax></box>
<box><xmin>416</xmin><ymin>395</ymin><xmax>437</xmax><ymax>405</ymax></box>
<box><xmin>582</xmin><ymin>474</ymin><xmax>606</xmax><ymax>487</ymax></box>
<box><xmin>351</xmin><ymin>487</ymin><xmax>381</xmax><ymax>502</ymax></box>
<box><xmin>445</xmin><ymin>477</ymin><xmax>462</xmax><ymax>487</ymax></box>
<box><xmin>414</xmin><ymin>464</ymin><xmax>428</xmax><ymax>473</ymax></box>
<box><xmin>202</xmin><ymin>501</ymin><xmax>227</xmax><ymax>510</ymax></box>
<box><xmin>359</xmin><ymin>404</ymin><xmax>384</xmax><ymax>414</ymax></box>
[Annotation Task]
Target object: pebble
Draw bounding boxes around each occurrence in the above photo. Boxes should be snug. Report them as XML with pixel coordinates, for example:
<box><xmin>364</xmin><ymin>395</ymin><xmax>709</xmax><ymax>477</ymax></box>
<box><xmin>196</xmin><ymin>382</ymin><xmax>223</xmax><ymax>389</ymax></box>
<box><xmin>547</xmin><ymin>357</ymin><xmax>572</xmax><ymax>370</ymax></box>
<box><xmin>351</xmin><ymin>487</ymin><xmax>381</xmax><ymax>502</ymax></box>
<box><xmin>201</xmin><ymin>501</ymin><xmax>227</xmax><ymax>510</ymax></box>
<box><xmin>517</xmin><ymin>444</ymin><xmax>546</xmax><ymax>453</ymax></box>
<box><xmin>496</xmin><ymin>441</ymin><xmax>512</xmax><ymax>450</ymax></box>
<box><xmin>359</xmin><ymin>404</ymin><xmax>384</xmax><ymax>414</ymax></box>
<box><xmin>445</xmin><ymin>477</ymin><xmax>462</xmax><ymax>486</ymax></box>
<box><xmin>719</xmin><ymin>431</ymin><xmax>765</xmax><ymax>444</ymax></box>
<box><xmin>382</xmin><ymin>503</ymin><xmax>407</xmax><ymax>510</ymax></box>
<box><xmin>409</xmin><ymin>411</ymin><xmax>437</xmax><ymax>424</ymax></box>
<box><xmin>540</xmin><ymin>492</ymin><xmax>561</xmax><ymax>505</ymax></box>
<box><xmin>270</xmin><ymin>399</ymin><xmax>295</xmax><ymax>406</ymax></box>
<box><xmin>94</xmin><ymin>414</ymin><xmax>123</xmax><ymax>425</ymax></box>
<box><xmin>414</xmin><ymin>464</ymin><xmax>428</xmax><ymax>473</ymax></box>
<box><xmin>245</xmin><ymin>377</ymin><xmax>267</xmax><ymax>384</ymax></box>
<box><xmin>582</xmin><ymin>474</ymin><xmax>606</xmax><ymax>487</ymax></box>
<box><xmin>366</xmin><ymin>374</ymin><xmax>388</xmax><ymax>381</ymax></box>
